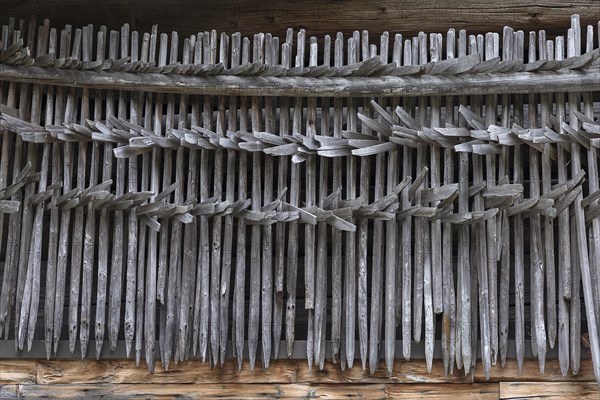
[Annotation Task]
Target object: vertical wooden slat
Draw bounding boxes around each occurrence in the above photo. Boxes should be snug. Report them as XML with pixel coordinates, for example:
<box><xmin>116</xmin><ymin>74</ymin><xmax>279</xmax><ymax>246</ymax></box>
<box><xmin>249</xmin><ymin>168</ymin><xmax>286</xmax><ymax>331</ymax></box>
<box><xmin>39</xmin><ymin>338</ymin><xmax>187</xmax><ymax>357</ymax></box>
<box><xmin>272</xmin><ymin>30</ymin><xmax>291</xmax><ymax>362</ymax></box>
<box><xmin>399</xmin><ymin>37</ymin><xmax>414</xmax><ymax>363</ymax></box>
<box><xmin>498</xmin><ymin>26</ymin><xmax>514</xmax><ymax>369</ymax></box>
<box><xmin>261</xmin><ymin>33</ymin><xmax>274</xmax><ymax>369</ymax></box>
<box><xmin>330</xmin><ymin>31</ymin><xmax>344</xmax><ymax>367</ymax></box>
<box><xmin>286</xmin><ymin>28</ymin><xmax>303</xmax><ymax>359</ymax></box>
<box><xmin>19</xmin><ymin>19</ymin><xmax>50</xmax><ymax>353</ymax></box>
<box><xmin>568</xmin><ymin>14</ymin><xmax>600</xmax><ymax>381</ymax></box>
<box><xmin>484</xmin><ymin>31</ymin><xmax>499</xmax><ymax>369</ymax></box>
<box><xmin>122</xmin><ymin>28</ymin><xmax>140</xmax><ymax>360</ymax></box>
<box><xmin>513</xmin><ymin>28</ymin><xmax>525</xmax><ymax>375</ymax></box>
<box><xmin>220</xmin><ymin>31</ymin><xmax>236</xmax><ymax>367</ymax></box>
<box><xmin>233</xmin><ymin>35</ymin><xmax>250</xmax><ymax>370</ymax></box>
<box><xmin>442</xmin><ymin>27</ymin><xmax>456</xmax><ymax>376</ymax></box>
<box><xmin>554</xmin><ymin>33</ymin><xmax>570</xmax><ymax>376</ymax></box>
<box><xmin>344</xmin><ymin>32</ymin><xmax>358</xmax><ymax>368</ymax></box>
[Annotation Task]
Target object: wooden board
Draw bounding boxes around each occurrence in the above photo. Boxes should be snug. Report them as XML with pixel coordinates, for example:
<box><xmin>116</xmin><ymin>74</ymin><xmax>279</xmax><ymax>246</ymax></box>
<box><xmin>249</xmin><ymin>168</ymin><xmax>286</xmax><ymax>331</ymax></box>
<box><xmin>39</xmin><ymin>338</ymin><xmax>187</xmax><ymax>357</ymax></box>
<box><xmin>2</xmin><ymin>1</ymin><xmax>598</xmax><ymax>40</ymax></box>
<box><xmin>499</xmin><ymin>382</ymin><xmax>600</xmax><ymax>399</ymax></box>
<box><xmin>1</xmin><ymin>359</ymin><xmax>596</xmax><ymax>385</ymax></box>
<box><xmin>0</xmin><ymin>383</ymin><xmax>502</xmax><ymax>399</ymax></box>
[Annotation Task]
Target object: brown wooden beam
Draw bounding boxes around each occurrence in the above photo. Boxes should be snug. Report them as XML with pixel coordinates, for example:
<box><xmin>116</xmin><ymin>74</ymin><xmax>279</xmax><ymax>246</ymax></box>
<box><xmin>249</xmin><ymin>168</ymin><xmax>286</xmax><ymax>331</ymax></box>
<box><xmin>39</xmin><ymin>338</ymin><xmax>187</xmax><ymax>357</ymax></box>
<box><xmin>1</xmin><ymin>359</ymin><xmax>596</xmax><ymax>385</ymax></box>
<box><xmin>1</xmin><ymin>1</ymin><xmax>599</xmax><ymax>40</ymax></box>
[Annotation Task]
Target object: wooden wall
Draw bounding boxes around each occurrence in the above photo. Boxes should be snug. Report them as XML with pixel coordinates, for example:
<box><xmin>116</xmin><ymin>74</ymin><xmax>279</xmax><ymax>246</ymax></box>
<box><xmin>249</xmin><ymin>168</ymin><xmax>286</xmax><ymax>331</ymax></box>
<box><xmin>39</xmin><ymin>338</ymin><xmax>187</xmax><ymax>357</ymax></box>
<box><xmin>1</xmin><ymin>358</ymin><xmax>598</xmax><ymax>399</ymax></box>
<box><xmin>2</xmin><ymin>0</ymin><xmax>599</xmax><ymax>40</ymax></box>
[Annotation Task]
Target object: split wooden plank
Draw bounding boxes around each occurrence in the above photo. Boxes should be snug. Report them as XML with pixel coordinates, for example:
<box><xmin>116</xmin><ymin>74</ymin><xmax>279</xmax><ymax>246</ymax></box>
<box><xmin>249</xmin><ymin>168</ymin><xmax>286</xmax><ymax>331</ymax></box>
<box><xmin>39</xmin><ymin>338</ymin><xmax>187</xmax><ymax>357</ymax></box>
<box><xmin>455</xmin><ymin>29</ymin><xmax>471</xmax><ymax>374</ymax></box>
<box><xmin>122</xmin><ymin>29</ymin><xmax>142</xmax><ymax>362</ymax></box>
<box><xmin>207</xmin><ymin>29</ymin><xmax>225</xmax><ymax>368</ymax></box>
<box><xmin>247</xmin><ymin>32</ymin><xmax>264</xmax><ymax>371</ymax></box>
<box><xmin>272</xmin><ymin>30</ymin><xmax>292</xmax><ymax>362</ymax></box>
<box><xmin>13</xmin><ymin>22</ymin><xmax>39</xmax><ymax>353</ymax></box>
<box><xmin>344</xmin><ymin>32</ymin><xmax>358</xmax><ymax>368</ymax></box>
<box><xmin>442</xmin><ymin>28</ymin><xmax>456</xmax><ymax>376</ymax></box>
<box><xmin>220</xmin><ymin>31</ymin><xmax>237</xmax><ymax>366</ymax></box>
<box><xmin>74</xmin><ymin>26</ymin><xmax>92</xmax><ymax>358</ymax></box>
<box><xmin>582</xmin><ymin>24</ymin><xmax>600</xmax><ymax>376</ymax></box>
<box><xmin>554</xmin><ymin>33</ymin><xmax>571</xmax><ymax>376</ymax></box>
<box><xmin>165</xmin><ymin>30</ymin><xmax>185</xmax><ymax>369</ymax></box>
<box><xmin>304</xmin><ymin>36</ymin><xmax>318</xmax><ymax>370</ymax></box>
<box><xmin>567</xmin><ymin>15</ymin><xmax>600</xmax><ymax>381</ymax></box>
<box><xmin>42</xmin><ymin>27</ymin><xmax>59</xmax><ymax>359</ymax></box>
<box><xmin>512</xmin><ymin>29</ymin><xmax>526</xmax><ymax>375</ymax></box>
<box><xmin>261</xmin><ymin>32</ymin><xmax>274</xmax><ymax>369</ymax></box>
<box><xmin>484</xmin><ymin>31</ymin><xmax>499</xmax><ymax>368</ymax></box>
<box><xmin>498</xmin><ymin>26</ymin><xmax>514</xmax><ymax>369</ymax></box>
<box><xmin>103</xmin><ymin>23</ymin><xmax>128</xmax><ymax>359</ymax></box>
<box><xmin>400</xmin><ymin>36</ymin><xmax>414</xmax><ymax>363</ymax></box>
<box><xmin>0</xmin><ymin>26</ymin><xmax>22</xmax><ymax>341</ymax></box>
<box><xmin>538</xmin><ymin>29</ymin><xmax>557</xmax><ymax>352</ymax></box>
<box><xmin>179</xmin><ymin>30</ymin><xmax>201</xmax><ymax>363</ymax></box>
<box><xmin>18</xmin><ymin>18</ymin><xmax>50</xmax><ymax>353</ymax></box>
<box><xmin>314</xmin><ymin>34</ymin><xmax>331</xmax><ymax>370</ymax></box>
<box><xmin>330</xmin><ymin>32</ymin><xmax>344</xmax><ymax>367</ymax></box>
<box><xmin>286</xmin><ymin>28</ymin><xmax>304</xmax><ymax>360</ymax></box>
<box><xmin>527</xmin><ymin>31</ymin><xmax>547</xmax><ymax>374</ymax></box>
<box><xmin>412</xmin><ymin>33</ymin><xmax>426</xmax><ymax>361</ymax></box>
<box><xmin>233</xmin><ymin>34</ymin><xmax>250</xmax><ymax>370</ymax></box>
<box><xmin>144</xmin><ymin>27</ymin><xmax>167</xmax><ymax>372</ymax></box>
<box><xmin>135</xmin><ymin>24</ymin><xmax>158</xmax><ymax>365</ymax></box>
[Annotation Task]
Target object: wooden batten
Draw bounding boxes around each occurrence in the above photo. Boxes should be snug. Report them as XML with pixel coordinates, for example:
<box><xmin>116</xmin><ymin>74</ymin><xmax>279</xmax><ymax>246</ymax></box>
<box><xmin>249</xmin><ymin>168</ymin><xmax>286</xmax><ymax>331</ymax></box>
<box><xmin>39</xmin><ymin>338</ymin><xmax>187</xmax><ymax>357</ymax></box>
<box><xmin>0</xmin><ymin>12</ymin><xmax>600</xmax><ymax>395</ymax></box>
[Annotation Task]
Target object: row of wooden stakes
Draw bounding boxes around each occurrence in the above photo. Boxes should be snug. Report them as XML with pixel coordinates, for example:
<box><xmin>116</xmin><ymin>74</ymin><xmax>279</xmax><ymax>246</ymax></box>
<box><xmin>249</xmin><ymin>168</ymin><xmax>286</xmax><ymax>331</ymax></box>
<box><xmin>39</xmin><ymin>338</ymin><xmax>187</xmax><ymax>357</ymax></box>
<box><xmin>0</xmin><ymin>15</ymin><xmax>599</xmax><ymax>382</ymax></box>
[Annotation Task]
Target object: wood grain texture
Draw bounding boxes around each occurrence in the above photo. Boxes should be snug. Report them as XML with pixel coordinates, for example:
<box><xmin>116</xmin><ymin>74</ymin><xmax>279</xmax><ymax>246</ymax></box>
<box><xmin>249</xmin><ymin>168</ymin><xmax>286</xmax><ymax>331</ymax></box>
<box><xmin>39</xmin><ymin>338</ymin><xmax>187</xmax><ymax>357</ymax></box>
<box><xmin>0</xmin><ymin>382</ymin><xmax>502</xmax><ymax>399</ymax></box>
<box><xmin>499</xmin><ymin>382</ymin><xmax>599</xmax><ymax>399</ymax></box>
<box><xmin>1</xmin><ymin>359</ymin><xmax>596</xmax><ymax>385</ymax></box>
<box><xmin>2</xmin><ymin>1</ymin><xmax>598</xmax><ymax>41</ymax></box>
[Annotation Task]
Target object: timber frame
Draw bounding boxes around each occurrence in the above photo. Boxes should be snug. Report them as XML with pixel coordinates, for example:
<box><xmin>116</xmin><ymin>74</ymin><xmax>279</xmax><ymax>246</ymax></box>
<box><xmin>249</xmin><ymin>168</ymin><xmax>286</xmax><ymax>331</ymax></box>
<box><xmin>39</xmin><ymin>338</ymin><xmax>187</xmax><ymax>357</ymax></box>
<box><xmin>0</xmin><ymin>8</ymin><xmax>600</xmax><ymax>399</ymax></box>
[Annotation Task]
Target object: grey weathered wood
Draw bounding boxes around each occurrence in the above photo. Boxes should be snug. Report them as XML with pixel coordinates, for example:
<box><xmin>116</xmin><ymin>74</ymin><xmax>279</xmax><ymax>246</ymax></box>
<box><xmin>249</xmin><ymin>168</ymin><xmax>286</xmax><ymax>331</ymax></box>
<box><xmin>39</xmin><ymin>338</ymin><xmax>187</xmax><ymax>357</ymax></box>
<box><xmin>220</xmin><ymin>31</ymin><xmax>238</xmax><ymax>367</ymax></box>
<box><xmin>164</xmin><ymin>30</ymin><xmax>183</xmax><ymax>370</ymax></box>
<box><xmin>123</xmin><ymin>29</ymin><xmax>143</xmax><ymax>361</ymax></box>
<box><xmin>569</xmin><ymin>16</ymin><xmax>600</xmax><ymax>380</ymax></box>
<box><xmin>272</xmin><ymin>31</ymin><xmax>291</xmax><ymax>362</ymax></box>
<box><xmin>234</xmin><ymin>36</ymin><xmax>250</xmax><ymax>370</ymax></box>
<box><xmin>104</xmin><ymin>23</ymin><xmax>128</xmax><ymax>359</ymax></box>
<box><xmin>208</xmin><ymin>29</ymin><xmax>224</xmax><ymax>368</ymax></box>
<box><xmin>412</xmin><ymin>34</ymin><xmax>425</xmax><ymax>356</ymax></box>
<box><xmin>513</xmin><ymin>31</ymin><xmax>525</xmax><ymax>373</ymax></box>
<box><xmin>582</xmin><ymin>22</ymin><xmax>600</xmax><ymax>382</ymax></box>
<box><xmin>344</xmin><ymin>33</ymin><xmax>358</xmax><ymax>368</ymax></box>
<box><xmin>1</xmin><ymin>62</ymin><xmax>597</xmax><ymax>97</ymax></box>
<box><xmin>247</xmin><ymin>33</ymin><xmax>264</xmax><ymax>371</ymax></box>
<box><xmin>399</xmin><ymin>37</ymin><xmax>413</xmax><ymax>363</ymax></box>
<box><xmin>441</xmin><ymin>28</ymin><xmax>456</xmax><ymax>376</ymax></box>
<box><xmin>12</xmin><ymin>24</ymin><xmax>33</xmax><ymax>352</ymax></box>
<box><xmin>538</xmin><ymin>29</ymin><xmax>557</xmax><ymax>352</ymax></box>
<box><xmin>554</xmin><ymin>34</ymin><xmax>571</xmax><ymax>377</ymax></box>
<box><xmin>484</xmin><ymin>32</ymin><xmax>499</xmax><ymax>368</ymax></box>
<box><xmin>286</xmin><ymin>29</ymin><xmax>304</xmax><ymax>360</ymax></box>
<box><xmin>144</xmin><ymin>27</ymin><xmax>165</xmax><ymax>372</ymax></box>
<box><xmin>261</xmin><ymin>33</ymin><xmax>274</xmax><ymax>369</ymax></box>
<box><xmin>19</xmin><ymin>19</ymin><xmax>50</xmax><ymax>353</ymax></box>
<box><xmin>329</xmin><ymin>32</ymin><xmax>343</xmax><ymax>367</ymax></box>
<box><xmin>497</xmin><ymin>27</ymin><xmax>513</xmax><ymax>369</ymax></box>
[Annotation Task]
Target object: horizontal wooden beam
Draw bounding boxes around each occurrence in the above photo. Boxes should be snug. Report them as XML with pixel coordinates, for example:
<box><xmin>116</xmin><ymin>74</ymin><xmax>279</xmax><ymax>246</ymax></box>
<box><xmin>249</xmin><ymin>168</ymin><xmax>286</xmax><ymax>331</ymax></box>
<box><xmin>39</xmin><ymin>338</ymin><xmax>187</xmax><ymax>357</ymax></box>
<box><xmin>1</xmin><ymin>65</ymin><xmax>598</xmax><ymax>97</ymax></box>
<box><xmin>2</xmin><ymin>1</ymin><xmax>598</xmax><ymax>40</ymax></box>
<box><xmin>1</xmin><ymin>358</ymin><xmax>596</xmax><ymax>385</ymax></box>
<box><xmin>0</xmin><ymin>382</ymin><xmax>502</xmax><ymax>399</ymax></box>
